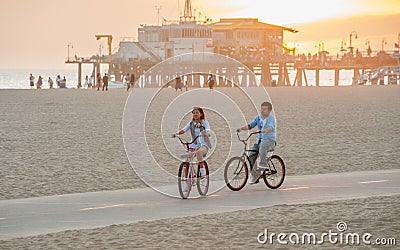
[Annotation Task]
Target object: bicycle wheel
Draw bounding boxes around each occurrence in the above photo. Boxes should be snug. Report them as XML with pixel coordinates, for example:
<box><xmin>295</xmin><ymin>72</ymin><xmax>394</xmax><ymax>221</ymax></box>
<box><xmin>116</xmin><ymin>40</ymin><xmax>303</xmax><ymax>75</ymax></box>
<box><xmin>178</xmin><ymin>162</ymin><xmax>192</xmax><ymax>199</ymax></box>
<box><xmin>197</xmin><ymin>161</ymin><xmax>209</xmax><ymax>196</ymax></box>
<box><xmin>224</xmin><ymin>157</ymin><xmax>248</xmax><ymax>191</ymax></box>
<box><xmin>263</xmin><ymin>155</ymin><xmax>285</xmax><ymax>189</ymax></box>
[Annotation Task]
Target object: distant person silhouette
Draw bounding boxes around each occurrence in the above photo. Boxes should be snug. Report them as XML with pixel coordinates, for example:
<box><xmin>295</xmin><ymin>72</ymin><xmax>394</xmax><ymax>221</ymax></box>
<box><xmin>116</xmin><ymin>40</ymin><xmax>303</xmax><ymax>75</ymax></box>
<box><xmin>60</xmin><ymin>76</ymin><xmax>67</xmax><ymax>88</ymax></box>
<box><xmin>207</xmin><ymin>74</ymin><xmax>215</xmax><ymax>91</ymax></box>
<box><xmin>48</xmin><ymin>77</ymin><xmax>54</xmax><ymax>89</ymax></box>
<box><xmin>88</xmin><ymin>75</ymin><xmax>94</xmax><ymax>88</ymax></box>
<box><xmin>56</xmin><ymin>75</ymin><xmax>62</xmax><ymax>88</ymax></box>
<box><xmin>102</xmin><ymin>73</ymin><xmax>109</xmax><ymax>91</ymax></box>
<box><xmin>127</xmin><ymin>73</ymin><xmax>135</xmax><ymax>91</ymax></box>
<box><xmin>96</xmin><ymin>72</ymin><xmax>102</xmax><ymax>91</ymax></box>
<box><xmin>36</xmin><ymin>76</ymin><xmax>43</xmax><ymax>89</ymax></box>
<box><xmin>29</xmin><ymin>73</ymin><xmax>35</xmax><ymax>88</ymax></box>
<box><xmin>175</xmin><ymin>75</ymin><xmax>183</xmax><ymax>91</ymax></box>
<box><xmin>83</xmin><ymin>75</ymin><xmax>89</xmax><ymax>88</ymax></box>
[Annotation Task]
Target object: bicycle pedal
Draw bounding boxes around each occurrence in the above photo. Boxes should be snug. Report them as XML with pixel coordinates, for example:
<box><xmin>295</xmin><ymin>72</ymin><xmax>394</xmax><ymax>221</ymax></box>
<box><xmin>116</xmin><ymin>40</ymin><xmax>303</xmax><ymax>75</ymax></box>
<box><xmin>248</xmin><ymin>179</ymin><xmax>259</xmax><ymax>184</ymax></box>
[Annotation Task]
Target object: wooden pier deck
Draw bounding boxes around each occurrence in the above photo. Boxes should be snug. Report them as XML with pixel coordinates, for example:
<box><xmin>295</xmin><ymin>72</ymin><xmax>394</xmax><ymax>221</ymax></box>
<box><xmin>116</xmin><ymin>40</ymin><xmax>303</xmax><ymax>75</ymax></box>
<box><xmin>65</xmin><ymin>52</ymin><xmax>400</xmax><ymax>87</ymax></box>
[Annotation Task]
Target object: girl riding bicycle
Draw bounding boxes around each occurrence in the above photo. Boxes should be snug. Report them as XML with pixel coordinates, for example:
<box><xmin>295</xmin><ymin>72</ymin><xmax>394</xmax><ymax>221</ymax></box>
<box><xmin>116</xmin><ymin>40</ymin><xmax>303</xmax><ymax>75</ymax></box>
<box><xmin>172</xmin><ymin>107</ymin><xmax>211</xmax><ymax>177</ymax></box>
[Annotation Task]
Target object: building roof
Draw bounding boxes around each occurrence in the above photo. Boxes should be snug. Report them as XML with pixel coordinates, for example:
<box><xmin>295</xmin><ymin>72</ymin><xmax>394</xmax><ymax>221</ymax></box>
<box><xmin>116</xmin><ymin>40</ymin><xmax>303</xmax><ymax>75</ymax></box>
<box><xmin>213</xmin><ymin>18</ymin><xmax>298</xmax><ymax>33</ymax></box>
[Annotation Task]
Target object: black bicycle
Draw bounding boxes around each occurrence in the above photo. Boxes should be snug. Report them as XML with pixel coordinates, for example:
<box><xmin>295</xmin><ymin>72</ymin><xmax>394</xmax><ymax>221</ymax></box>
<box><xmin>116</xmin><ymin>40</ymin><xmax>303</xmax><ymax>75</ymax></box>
<box><xmin>224</xmin><ymin>131</ymin><xmax>285</xmax><ymax>191</ymax></box>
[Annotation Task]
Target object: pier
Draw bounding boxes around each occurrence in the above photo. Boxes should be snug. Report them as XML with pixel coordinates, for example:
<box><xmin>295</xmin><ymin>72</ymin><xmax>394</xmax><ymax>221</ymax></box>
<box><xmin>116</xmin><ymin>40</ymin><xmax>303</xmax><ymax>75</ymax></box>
<box><xmin>64</xmin><ymin>4</ymin><xmax>400</xmax><ymax>88</ymax></box>
<box><xmin>65</xmin><ymin>51</ymin><xmax>400</xmax><ymax>88</ymax></box>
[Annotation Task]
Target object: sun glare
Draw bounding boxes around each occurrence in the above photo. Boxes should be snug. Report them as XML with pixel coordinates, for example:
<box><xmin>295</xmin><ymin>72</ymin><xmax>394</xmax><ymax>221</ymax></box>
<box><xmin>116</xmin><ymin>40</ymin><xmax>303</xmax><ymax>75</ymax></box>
<box><xmin>203</xmin><ymin>0</ymin><xmax>400</xmax><ymax>25</ymax></box>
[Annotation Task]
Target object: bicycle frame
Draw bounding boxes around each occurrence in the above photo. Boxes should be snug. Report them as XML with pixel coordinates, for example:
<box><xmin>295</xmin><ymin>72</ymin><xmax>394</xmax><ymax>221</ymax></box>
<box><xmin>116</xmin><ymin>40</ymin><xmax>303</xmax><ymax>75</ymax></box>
<box><xmin>236</xmin><ymin>131</ymin><xmax>260</xmax><ymax>170</ymax></box>
<box><xmin>176</xmin><ymin>135</ymin><xmax>199</xmax><ymax>177</ymax></box>
<box><xmin>175</xmin><ymin>134</ymin><xmax>210</xmax><ymax>198</ymax></box>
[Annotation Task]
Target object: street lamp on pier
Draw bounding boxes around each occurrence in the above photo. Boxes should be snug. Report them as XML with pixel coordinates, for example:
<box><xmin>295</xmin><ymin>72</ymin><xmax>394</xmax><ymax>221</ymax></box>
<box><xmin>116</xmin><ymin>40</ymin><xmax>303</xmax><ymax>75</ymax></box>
<box><xmin>365</xmin><ymin>39</ymin><xmax>372</xmax><ymax>56</ymax></box>
<box><xmin>397</xmin><ymin>33</ymin><xmax>400</xmax><ymax>52</ymax></box>
<box><xmin>349</xmin><ymin>31</ymin><xmax>357</xmax><ymax>55</ymax></box>
<box><xmin>340</xmin><ymin>39</ymin><xmax>347</xmax><ymax>52</ymax></box>
<box><xmin>381</xmin><ymin>39</ymin><xmax>387</xmax><ymax>51</ymax></box>
<box><xmin>67</xmin><ymin>43</ymin><xmax>73</xmax><ymax>62</ymax></box>
<box><xmin>99</xmin><ymin>44</ymin><xmax>104</xmax><ymax>61</ymax></box>
<box><xmin>315</xmin><ymin>41</ymin><xmax>324</xmax><ymax>53</ymax></box>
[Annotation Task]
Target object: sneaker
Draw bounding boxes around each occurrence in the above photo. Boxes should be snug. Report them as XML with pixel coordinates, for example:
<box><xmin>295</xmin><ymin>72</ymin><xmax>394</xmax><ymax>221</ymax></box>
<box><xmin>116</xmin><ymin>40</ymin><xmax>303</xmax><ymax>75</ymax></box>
<box><xmin>200</xmin><ymin>168</ymin><xmax>207</xmax><ymax>177</ymax></box>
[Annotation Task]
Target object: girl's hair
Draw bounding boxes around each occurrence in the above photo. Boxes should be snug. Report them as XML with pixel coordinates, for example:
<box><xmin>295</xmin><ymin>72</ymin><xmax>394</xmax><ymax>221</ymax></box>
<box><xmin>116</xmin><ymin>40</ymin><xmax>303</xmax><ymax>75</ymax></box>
<box><xmin>192</xmin><ymin>107</ymin><xmax>206</xmax><ymax>120</ymax></box>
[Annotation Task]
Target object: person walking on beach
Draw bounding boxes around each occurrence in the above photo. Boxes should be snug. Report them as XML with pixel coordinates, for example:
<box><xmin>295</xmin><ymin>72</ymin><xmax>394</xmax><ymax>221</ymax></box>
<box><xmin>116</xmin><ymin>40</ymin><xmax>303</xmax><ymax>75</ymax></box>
<box><xmin>175</xmin><ymin>75</ymin><xmax>183</xmax><ymax>91</ymax></box>
<box><xmin>56</xmin><ymin>75</ymin><xmax>62</xmax><ymax>88</ymax></box>
<box><xmin>88</xmin><ymin>75</ymin><xmax>94</xmax><ymax>88</ymax></box>
<box><xmin>48</xmin><ymin>77</ymin><xmax>54</xmax><ymax>89</ymax></box>
<box><xmin>83</xmin><ymin>75</ymin><xmax>89</xmax><ymax>88</ymax></box>
<box><xmin>96</xmin><ymin>72</ymin><xmax>102</xmax><ymax>91</ymax></box>
<box><xmin>36</xmin><ymin>76</ymin><xmax>43</xmax><ymax>89</ymax></box>
<box><xmin>102</xmin><ymin>73</ymin><xmax>109</xmax><ymax>91</ymax></box>
<box><xmin>207</xmin><ymin>74</ymin><xmax>215</xmax><ymax>92</ymax></box>
<box><xmin>60</xmin><ymin>76</ymin><xmax>67</xmax><ymax>88</ymax></box>
<box><xmin>125</xmin><ymin>73</ymin><xmax>130</xmax><ymax>90</ymax></box>
<box><xmin>29</xmin><ymin>73</ymin><xmax>35</xmax><ymax>88</ymax></box>
<box><xmin>236</xmin><ymin>101</ymin><xmax>276</xmax><ymax>184</ymax></box>
<box><xmin>172</xmin><ymin>107</ymin><xmax>212</xmax><ymax>177</ymax></box>
<box><xmin>127</xmin><ymin>73</ymin><xmax>135</xmax><ymax>91</ymax></box>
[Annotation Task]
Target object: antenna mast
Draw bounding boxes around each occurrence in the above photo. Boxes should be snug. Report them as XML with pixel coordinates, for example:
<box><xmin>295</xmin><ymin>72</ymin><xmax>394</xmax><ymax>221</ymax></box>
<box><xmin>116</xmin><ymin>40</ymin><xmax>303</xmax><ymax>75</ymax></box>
<box><xmin>181</xmin><ymin>0</ymin><xmax>195</xmax><ymax>22</ymax></box>
<box><xmin>155</xmin><ymin>5</ymin><xmax>162</xmax><ymax>26</ymax></box>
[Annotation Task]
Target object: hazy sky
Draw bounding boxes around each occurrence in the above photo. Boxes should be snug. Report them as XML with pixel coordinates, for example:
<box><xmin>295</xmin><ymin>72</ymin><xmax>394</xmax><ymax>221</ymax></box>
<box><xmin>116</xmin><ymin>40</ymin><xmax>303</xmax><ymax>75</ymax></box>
<box><xmin>0</xmin><ymin>0</ymin><xmax>399</xmax><ymax>69</ymax></box>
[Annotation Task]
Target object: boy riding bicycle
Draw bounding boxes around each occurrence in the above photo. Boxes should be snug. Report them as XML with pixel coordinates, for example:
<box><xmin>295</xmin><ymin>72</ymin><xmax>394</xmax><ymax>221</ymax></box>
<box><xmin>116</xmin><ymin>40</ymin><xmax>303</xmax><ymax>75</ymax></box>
<box><xmin>236</xmin><ymin>101</ymin><xmax>276</xmax><ymax>184</ymax></box>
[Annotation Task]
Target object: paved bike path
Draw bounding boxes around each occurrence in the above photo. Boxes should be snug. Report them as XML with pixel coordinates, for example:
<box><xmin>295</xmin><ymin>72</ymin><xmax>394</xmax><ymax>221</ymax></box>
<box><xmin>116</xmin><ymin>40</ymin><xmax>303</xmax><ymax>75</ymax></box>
<box><xmin>1</xmin><ymin>169</ymin><xmax>400</xmax><ymax>240</ymax></box>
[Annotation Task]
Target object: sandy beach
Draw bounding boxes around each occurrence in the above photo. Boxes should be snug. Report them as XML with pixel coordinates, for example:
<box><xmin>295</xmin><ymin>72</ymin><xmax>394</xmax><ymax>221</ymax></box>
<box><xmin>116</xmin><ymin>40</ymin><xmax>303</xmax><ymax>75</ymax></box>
<box><xmin>1</xmin><ymin>86</ymin><xmax>399</xmax><ymax>199</ymax></box>
<box><xmin>1</xmin><ymin>195</ymin><xmax>399</xmax><ymax>249</ymax></box>
<box><xmin>1</xmin><ymin>86</ymin><xmax>399</xmax><ymax>248</ymax></box>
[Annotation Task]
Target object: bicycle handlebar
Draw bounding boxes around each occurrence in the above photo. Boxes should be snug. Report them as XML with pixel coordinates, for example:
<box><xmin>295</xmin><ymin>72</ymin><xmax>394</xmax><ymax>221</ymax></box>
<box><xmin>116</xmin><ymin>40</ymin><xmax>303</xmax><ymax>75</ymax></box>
<box><xmin>173</xmin><ymin>135</ymin><xmax>201</xmax><ymax>150</ymax></box>
<box><xmin>236</xmin><ymin>131</ymin><xmax>261</xmax><ymax>143</ymax></box>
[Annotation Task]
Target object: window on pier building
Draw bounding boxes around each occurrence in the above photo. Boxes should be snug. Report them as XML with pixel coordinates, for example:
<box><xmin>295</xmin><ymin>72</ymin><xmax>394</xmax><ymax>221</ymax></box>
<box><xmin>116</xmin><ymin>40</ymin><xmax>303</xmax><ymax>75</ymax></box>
<box><xmin>181</xmin><ymin>28</ymin><xmax>212</xmax><ymax>38</ymax></box>
<box><xmin>237</xmin><ymin>31</ymin><xmax>258</xmax><ymax>39</ymax></box>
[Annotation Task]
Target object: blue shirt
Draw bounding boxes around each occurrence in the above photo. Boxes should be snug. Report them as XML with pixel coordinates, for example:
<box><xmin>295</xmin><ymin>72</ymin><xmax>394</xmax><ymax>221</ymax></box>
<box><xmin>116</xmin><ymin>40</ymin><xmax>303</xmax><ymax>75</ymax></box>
<box><xmin>248</xmin><ymin>114</ymin><xmax>276</xmax><ymax>142</ymax></box>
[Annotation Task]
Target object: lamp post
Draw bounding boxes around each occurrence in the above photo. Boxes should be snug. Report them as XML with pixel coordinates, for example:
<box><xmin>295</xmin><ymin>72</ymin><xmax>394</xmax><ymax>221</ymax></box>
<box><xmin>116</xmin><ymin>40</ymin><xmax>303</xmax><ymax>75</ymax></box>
<box><xmin>397</xmin><ymin>33</ymin><xmax>400</xmax><ymax>52</ymax></box>
<box><xmin>381</xmin><ymin>39</ymin><xmax>387</xmax><ymax>51</ymax></box>
<box><xmin>67</xmin><ymin>43</ymin><xmax>73</xmax><ymax>62</ymax></box>
<box><xmin>397</xmin><ymin>33</ymin><xmax>400</xmax><ymax>51</ymax></box>
<box><xmin>340</xmin><ymin>39</ymin><xmax>346</xmax><ymax>51</ymax></box>
<box><xmin>315</xmin><ymin>41</ymin><xmax>324</xmax><ymax>53</ymax></box>
<box><xmin>349</xmin><ymin>31</ymin><xmax>357</xmax><ymax>55</ymax></box>
<box><xmin>99</xmin><ymin>44</ymin><xmax>104</xmax><ymax>61</ymax></box>
<box><xmin>365</xmin><ymin>39</ymin><xmax>371</xmax><ymax>56</ymax></box>
<box><xmin>339</xmin><ymin>39</ymin><xmax>347</xmax><ymax>59</ymax></box>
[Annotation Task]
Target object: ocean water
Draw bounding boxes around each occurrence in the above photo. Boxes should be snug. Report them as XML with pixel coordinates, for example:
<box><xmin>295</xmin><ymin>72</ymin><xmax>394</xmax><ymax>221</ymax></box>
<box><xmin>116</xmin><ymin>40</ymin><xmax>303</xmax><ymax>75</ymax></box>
<box><xmin>0</xmin><ymin>67</ymin><xmax>356</xmax><ymax>89</ymax></box>
<box><xmin>0</xmin><ymin>68</ymin><xmax>97</xmax><ymax>89</ymax></box>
